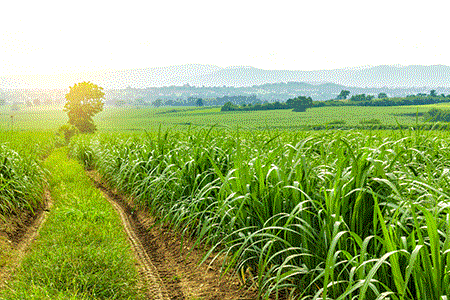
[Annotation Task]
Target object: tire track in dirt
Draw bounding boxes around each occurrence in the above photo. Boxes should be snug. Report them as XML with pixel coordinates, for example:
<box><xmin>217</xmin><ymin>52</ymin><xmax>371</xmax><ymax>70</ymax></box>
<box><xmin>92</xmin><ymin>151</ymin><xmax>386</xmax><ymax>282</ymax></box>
<box><xmin>89</xmin><ymin>172</ymin><xmax>256</xmax><ymax>300</ymax></box>
<box><xmin>97</xmin><ymin>184</ymin><xmax>171</xmax><ymax>300</ymax></box>
<box><xmin>0</xmin><ymin>189</ymin><xmax>53</xmax><ymax>289</ymax></box>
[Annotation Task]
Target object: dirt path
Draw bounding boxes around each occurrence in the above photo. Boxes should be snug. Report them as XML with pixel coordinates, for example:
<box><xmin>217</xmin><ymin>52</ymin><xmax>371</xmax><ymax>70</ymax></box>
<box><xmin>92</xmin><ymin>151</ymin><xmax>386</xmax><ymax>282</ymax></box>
<box><xmin>0</xmin><ymin>190</ymin><xmax>52</xmax><ymax>289</ymax></box>
<box><xmin>98</xmin><ymin>184</ymin><xmax>171</xmax><ymax>300</ymax></box>
<box><xmin>89</xmin><ymin>172</ymin><xmax>256</xmax><ymax>300</ymax></box>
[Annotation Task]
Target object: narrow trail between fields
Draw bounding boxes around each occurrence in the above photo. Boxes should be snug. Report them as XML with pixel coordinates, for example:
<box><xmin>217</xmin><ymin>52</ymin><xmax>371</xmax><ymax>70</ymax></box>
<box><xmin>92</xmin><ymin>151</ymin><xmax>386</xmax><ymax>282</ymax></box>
<box><xmin>0</xmin><ymin>189</ymin><xmax>52</xmax><ymax>289</ymax></box>
<box><xmin>89</xmin><ymin>171</ymin><xmax>256</xmax><ymax>300</ymax></box>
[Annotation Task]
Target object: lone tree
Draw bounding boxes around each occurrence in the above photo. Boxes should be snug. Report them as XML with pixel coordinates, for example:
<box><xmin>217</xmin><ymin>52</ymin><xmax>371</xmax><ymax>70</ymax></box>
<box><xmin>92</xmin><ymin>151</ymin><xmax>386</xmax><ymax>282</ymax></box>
<box><xmin>378</xmin><ymin>92</ymin><xmax>388</xmax><ymax>99</ymax></box>
<box><xmin>286</xmin><ymin>96</ymin><xmax>313</xmax><ymax>112</ymax></box>
<box><xmin>153</xmin><ymin>98</ymin><xmax>163</xmax><ymax>107</ymax></box>
<box><xmin>221</xmin><ymin>101</ymin><xmax>239</xmax><ymax>111</ymax></box>
<box><xmin>64</xmin><ymin>81</ymin><xmax>104</xmax><ymax>133</ymax></box>
<box><xmin>337</xmin><ymin>90</ymin><xmax>350</xmax><ymax>100</ymax></box>
<box><xmin>195</xmin><ymin>98</ymin><xmax>204</xmax><ymax>107</ymax></box>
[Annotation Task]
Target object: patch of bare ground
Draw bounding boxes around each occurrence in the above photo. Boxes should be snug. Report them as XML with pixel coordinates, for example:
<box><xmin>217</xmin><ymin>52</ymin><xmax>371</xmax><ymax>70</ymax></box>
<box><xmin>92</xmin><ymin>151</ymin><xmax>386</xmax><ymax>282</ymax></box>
<box><xmin>0</xmin><ymin>190</ymin><xmax>52</xmax><ymax>289</ymax></box>
<box><xmin>88</xmin><ymin>171</ymin><xmax>257</xmax><ymax>300</ymax></box>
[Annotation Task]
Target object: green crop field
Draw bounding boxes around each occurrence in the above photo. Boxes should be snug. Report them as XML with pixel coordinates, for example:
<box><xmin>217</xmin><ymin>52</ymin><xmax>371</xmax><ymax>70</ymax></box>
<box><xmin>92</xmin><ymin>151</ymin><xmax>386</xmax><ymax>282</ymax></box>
<box><xmin>0</xmin><ymin>106</ymin><xmax>67</xmax><ymax>131</ymax></box>
<box><xmin>0</xmin><ymin>131</ymin><xmax>56</xmax><ymax>215</ymax></box>
<box><xmin>3</xmin><ymin>101</ymin><xmax>450</xmax><ymax>299</ymax></box>
<box><xmin>68</xmin><ymin>127</ymin><xmax>450</xmax><ymax>299</ymax></box>
<box><xmin>93</xmin><ymin>104</ymin><xmax>443</xmax><ymax>131</ymax></box>
<box><xmin>2</xmin><ymin>103</ymin><xmax>450</xmax><ymax>131</ymax></box>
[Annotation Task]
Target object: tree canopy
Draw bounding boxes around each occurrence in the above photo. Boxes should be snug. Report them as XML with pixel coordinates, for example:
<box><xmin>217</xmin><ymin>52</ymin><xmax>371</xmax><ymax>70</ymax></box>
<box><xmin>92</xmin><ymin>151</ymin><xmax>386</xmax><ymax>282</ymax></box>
<box><xmin>153</xmin><ymin>99</ymin><xmax>163</xmax><ymax>107</ymax></box>
<box><xmin>314</xmin><ymin>94</ymin><xmax>450</xmax><ymax>108</ymax></box>
<box><xmin>337</xmin><ymin>90</ymin><xmax>350</xmax><ymax>100</ymax></box>
<box><xmin>220</xmin><ymin>95</ymin><xmax>313</xmax><ymax>112</ymax></box>
<box><xmin>286</xmin><ymin>96</ymin><xmax>313</xmax><ymax>112</ymax></box>
<box><xmin>64</xmin><ymin>81</ymin><xmax>104</xmax><ymax>133</ymax></box>
<box><xmin>195</xmin><ymin>98</ymin><xmax>204</xmax><ymax>106</ymax></box>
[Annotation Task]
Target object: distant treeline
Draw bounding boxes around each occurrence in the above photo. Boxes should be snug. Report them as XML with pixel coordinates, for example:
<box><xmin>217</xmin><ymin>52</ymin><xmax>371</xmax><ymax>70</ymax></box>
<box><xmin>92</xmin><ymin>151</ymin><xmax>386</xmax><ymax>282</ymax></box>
<box><xmin>221</xmin><ymin>96</ymin><xmax>313</xmax><ymax>112</ymax></box>
<box><xmin>314</xmin><ymin>90</ymin><xmax>450</xmax><ymax>107</ymax></box>
<box><xmin>114</xmin><ymin>89</ymin><xmax>450</xmax><ymax>111</ymax></box>
<box><xmin>221</xmin><ymin>101</ymin><xmax>291</xmax><ymax>112</ymax></box>
<box><xmin>218</xmin><ymin>93</ymin><xmax>450</xmax><ymax>113</ymax></box>
<box><xmin>132</xmin><ymin>95</ymin><xmax>263</xmax><ymax>107</ymax></box>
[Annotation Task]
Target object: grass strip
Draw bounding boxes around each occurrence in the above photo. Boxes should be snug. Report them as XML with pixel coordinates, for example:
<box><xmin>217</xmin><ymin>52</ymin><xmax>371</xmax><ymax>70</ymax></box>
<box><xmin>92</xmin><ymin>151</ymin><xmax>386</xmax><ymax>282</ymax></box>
<box><xmin>0</xmin><ymin>147</ymin><xmax>143</xmax><ymax>300</ymax></box>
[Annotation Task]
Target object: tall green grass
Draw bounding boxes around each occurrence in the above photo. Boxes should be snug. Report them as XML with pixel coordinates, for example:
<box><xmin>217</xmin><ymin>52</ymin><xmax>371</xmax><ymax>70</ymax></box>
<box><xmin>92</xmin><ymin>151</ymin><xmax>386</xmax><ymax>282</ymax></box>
<box><xmin>70</xmin><ymin>128</ymin><xmax>450</xmax><ymax>299</ymax></box>
<box><xmin>0</xmin><ymin>132</ymin><xmax>56</xmax><ymax>215</ymax></box>
<box><xmin>1</xmin><ymin>148</ymin><xmax>143</xmax><ymax>299</ymax></box>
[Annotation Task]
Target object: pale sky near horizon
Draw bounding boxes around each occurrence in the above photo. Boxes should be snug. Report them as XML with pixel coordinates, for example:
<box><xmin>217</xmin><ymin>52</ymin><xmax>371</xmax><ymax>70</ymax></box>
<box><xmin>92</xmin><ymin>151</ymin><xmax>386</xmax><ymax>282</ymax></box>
<box><xmin>1</xmin><ymin>0</ymin><xmax>450</xmax><ymax>76</ymax></box>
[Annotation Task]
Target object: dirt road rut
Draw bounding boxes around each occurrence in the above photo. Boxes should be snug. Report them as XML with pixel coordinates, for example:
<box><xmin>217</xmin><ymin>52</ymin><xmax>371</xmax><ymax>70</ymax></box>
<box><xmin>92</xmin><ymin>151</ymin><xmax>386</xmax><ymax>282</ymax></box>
<box><xmin>0</xmin><ymin>190</ymin><xmax>52</xmax><ymax>289</ymax></box>
<box><xmin>90</xmin><ymin>173</ymin><xmax>255</xmax><ymax>300</ymax></box>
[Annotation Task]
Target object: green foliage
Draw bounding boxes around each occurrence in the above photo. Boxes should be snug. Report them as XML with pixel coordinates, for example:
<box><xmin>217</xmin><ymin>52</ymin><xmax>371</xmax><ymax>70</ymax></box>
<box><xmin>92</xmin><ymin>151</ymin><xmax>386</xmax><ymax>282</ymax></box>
<box><xmin>286</xmin><ymin>95</ymin><xmax>313</xmax><ymax>112</ymax></box>
<box><xmin>220</xmin><ymin>101</ymin><xmax>239</xmax><ymax>111</ymax></box>
<box><xmin>221</xmin><ymin>100</ymin><xmax>291</xmax><ymax>112</ymax></box>
<box><xmin>0</xmin><ymin>132</ymin><xmax>56</xmax><ymax>215</ymax></box>
<box><xmin>153</xmin><ymin>98</ymin><xmax>163</xmax><ymax>107</ymax></box>
<box><xmin>213</xmin><ymin>94</ymin><xmax>260</xmax><ymax>106</ymax></box>
<box><xmin>57</xmin><ymin>123</ymin><xmax>79</xmax><ymax>143</ymax></box>
<box><xmin>318</xmin><ymin>94</ymin><xmax>450</xmax><ymax>108</ymax></box>
<box><xmin>337</xmin><ymin>90</ymin><xmax>350</xmax><ymax>99</ymax></box>
<box><xmin>7</xmin><ymin>102</ymin><xmax>450</xmax><ymax>133</ymax></box>
<box><xmin>0</xmin><ymin>145</ymin><xmax>44</xmax><ymax>214</ymax></box>
<box><xmin>64</xmin><ymin>81</ymin><xmax>105</xmax><ymax>133</ymax></box>
<box><xmin>328</xmin><ymin>119</ymin><xmax>346</xmax><ymax>125</ymax></box>
<box><xmin>378</xmin><ymin>92</ymin><xmax>388</xmax><ymax>98</ymax></box>
<box><xmin>70</xmin><ymin>129</ymin><xmax>450</xmax><ymax>299</ymax></box>
<box><xmin>0</xmin><ymin>148</ymin><xmax>143</xmax><ymax>299</ymax></box>
<box><xmin>350</xmin><ymin>93</ymin><xmax>375</xmax><ymax>101</ymax></box>
<box><xmin>220</xmin><ymin>95</ymin><xmax>313</xmax><ymax>113</ymax></box>
<box><xmin>92</xmin><ymin>104</ymin><xmax>450</xmax><ymax>131</ymax></box>
<box><xmin>423</xmin><ymin>108</ymin><xmax>450</xmax><ymax>122</ymax></box>
<box><xmin>195</xmin><ymin>98</ymin><xmax>204</xmax><ymax>107</ymax></box>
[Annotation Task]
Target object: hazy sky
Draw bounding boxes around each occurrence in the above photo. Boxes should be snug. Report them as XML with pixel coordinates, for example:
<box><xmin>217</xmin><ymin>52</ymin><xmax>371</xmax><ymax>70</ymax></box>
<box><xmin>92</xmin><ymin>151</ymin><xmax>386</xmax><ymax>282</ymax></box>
<box><xmin>1</xmin><ymin>0</ymin><xmax>449</xmax><ymax>76</ymax></box>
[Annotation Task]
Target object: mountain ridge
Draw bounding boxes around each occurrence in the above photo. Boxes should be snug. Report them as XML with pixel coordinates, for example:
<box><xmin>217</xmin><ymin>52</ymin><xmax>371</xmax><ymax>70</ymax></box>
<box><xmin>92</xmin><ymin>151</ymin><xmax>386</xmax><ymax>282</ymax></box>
<box><xmin>1</xmin><ymin>64</ymin><xmax>450</xmax><ymax>89</ymax></box>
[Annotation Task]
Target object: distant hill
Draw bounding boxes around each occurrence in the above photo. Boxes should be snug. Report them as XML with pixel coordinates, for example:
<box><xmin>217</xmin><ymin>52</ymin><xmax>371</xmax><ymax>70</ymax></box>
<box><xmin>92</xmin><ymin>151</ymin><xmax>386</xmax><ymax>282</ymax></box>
<box><xmin>2</xmin><ymin>81</ymin><xmax>449</xmax><ymax>105</ymax></box>
<box><xmin>2</xmin><ymin>64</ymin><xmax>450</xmax><ymax>89</ymax></box>
<box><xmin>181</xmin><ymin>65</ymin><xmax>450</xmax><ymax>88</ymax></box>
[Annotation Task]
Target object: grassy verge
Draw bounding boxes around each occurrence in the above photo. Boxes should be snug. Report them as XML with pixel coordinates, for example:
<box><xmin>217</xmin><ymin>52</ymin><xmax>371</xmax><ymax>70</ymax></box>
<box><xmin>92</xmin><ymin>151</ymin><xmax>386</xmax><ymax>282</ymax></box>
<box><xmin>0</xmin><ymin>148</ymin><xmax>143</xmax><ymax>299</ymax></box>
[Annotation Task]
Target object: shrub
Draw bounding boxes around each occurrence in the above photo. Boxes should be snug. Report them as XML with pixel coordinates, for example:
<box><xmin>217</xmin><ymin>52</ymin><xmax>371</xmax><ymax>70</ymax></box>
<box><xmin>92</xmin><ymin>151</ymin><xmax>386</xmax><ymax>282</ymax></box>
<box><xmin>57</xmin><ymin>124</ymin><xmax>79</xmax><ymax>143</ymax></box>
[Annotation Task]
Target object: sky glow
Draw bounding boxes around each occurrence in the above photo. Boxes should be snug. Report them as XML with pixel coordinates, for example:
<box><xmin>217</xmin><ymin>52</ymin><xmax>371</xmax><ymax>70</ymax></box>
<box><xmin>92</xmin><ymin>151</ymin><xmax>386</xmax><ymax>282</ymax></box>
<box><xmin>1</xmin><ymin>0</ymin><xmax>450</xmax><ymax>77</ymax></box>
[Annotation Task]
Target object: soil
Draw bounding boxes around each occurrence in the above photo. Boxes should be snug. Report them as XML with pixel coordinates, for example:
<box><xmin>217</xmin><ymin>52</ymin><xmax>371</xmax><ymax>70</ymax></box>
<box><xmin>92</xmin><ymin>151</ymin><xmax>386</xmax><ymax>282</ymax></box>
<box><xmin>88</xmin><ymin>171</ymin><xmax>257</xmax><ymax>300</ymax></box>
<box><xmin>0</xmin><ymin>190</ymin><xmax>52</xmax><ymax>288</ymax></box>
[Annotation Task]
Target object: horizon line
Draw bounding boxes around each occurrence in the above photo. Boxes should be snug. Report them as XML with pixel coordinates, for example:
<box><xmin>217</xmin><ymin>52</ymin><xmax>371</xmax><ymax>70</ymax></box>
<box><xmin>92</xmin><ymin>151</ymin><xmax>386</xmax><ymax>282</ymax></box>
<box><xmin>1</xmin><ymin>63</ymin><xmax>450</xmax><ymax>77</ymax></box>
